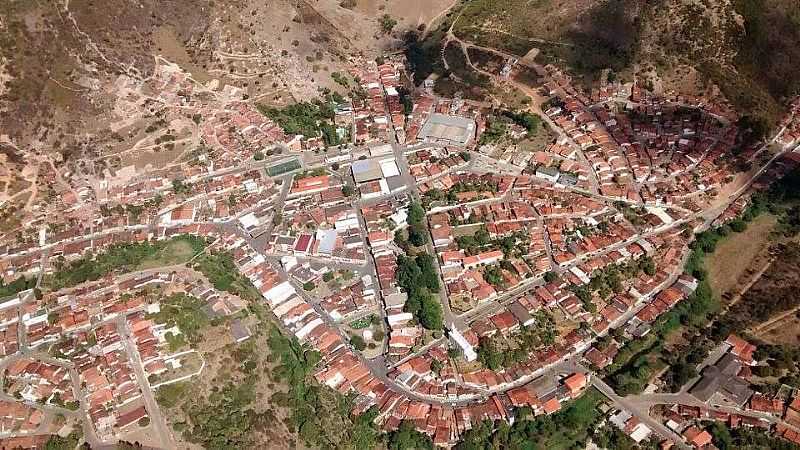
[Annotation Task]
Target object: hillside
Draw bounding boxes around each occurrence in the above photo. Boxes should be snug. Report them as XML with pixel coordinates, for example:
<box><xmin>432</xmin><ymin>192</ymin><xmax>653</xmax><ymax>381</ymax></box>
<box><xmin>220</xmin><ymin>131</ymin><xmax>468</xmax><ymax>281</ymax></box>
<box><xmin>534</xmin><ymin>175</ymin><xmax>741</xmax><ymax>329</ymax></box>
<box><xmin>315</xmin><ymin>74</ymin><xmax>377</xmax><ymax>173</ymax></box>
<box><xmin>0</xmin><ymin>0</ymin><xmax>454</xmax><ymax>156</ymax></box>
<box><xmin>449</xmin><ymin>0</ymin><xmax>800</xmax><ymax>128</ymax></box>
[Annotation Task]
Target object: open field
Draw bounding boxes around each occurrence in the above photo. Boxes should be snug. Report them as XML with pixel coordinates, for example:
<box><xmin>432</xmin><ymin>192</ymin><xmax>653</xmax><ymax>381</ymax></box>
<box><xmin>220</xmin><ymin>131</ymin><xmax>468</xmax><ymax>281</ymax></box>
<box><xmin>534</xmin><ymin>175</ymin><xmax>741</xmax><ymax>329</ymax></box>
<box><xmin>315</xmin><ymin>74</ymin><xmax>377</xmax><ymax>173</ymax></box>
<box><xmin>136</xmin><ymin>239</ymin><xmax>200</xmax><ymax>270</ymax></box>
<box><xmin>706</xmin><ymin>214</ymin><xmax>776</xmax><ymax>298</ymax></box>
<box><xmin>718</xmin><ymin>242</ymin><xmax>800</xmax><ymax>333</ymax></box>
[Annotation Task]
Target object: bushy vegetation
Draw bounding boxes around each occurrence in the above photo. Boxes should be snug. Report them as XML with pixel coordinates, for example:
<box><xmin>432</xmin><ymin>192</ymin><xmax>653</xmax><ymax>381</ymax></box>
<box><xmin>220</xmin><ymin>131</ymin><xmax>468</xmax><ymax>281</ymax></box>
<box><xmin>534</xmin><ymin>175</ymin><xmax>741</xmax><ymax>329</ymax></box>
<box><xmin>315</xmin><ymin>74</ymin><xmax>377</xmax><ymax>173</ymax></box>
<box><xmin>407</xmin><ymin>201</ymin><xmax>429</xmax><ymax>247</ymax></box>
<box><xmin>388</xmin><ymin>421</ymin><xmax>433</xmax><ymax>450</ymax></box>
<box><xmin>394</xmin><ymin>201</ymin><xmax>430</xmax><ymax>249</ymax></box>
<box><xmin>268</xmin><ymin>326</ymin><xmax>381</xmax><ymax>449</ymax></box>
<box><xmin>396</xmin><ymin>254</ymin><xmax>444</xmax><ymax>330</ymax></box>
<box><xmin>164</xmin><ymin>318</ymin><xmax>382</xmax><ymax>449</ymax></box>
<box><xmin>456</xmin><ymin>388</ymin><xmax>606</xmax><ymax>450</ymax></box>
<box><xmin>257</xmin><ymin>100</ymin><xmax>342</xmax><ymax>146</ymax></box>
<box><xmin>443</xmin><ymin>42</ymin><xmax>490</xmax><ymax>90</ymax></box>
<box><xmin>403</xmin><ymin>7</ymin><xmax>458</xmax><ymax>86</ymax></box>
<box><xmin>192</xmin><ymin>251</ymin><xmax>261</xmax><ymax>302</ymax></box>
<box><xmin>44</xmin><ymin>432</ymin><xmax>83</xmax><ymax>450</ymax></box>
<box><xmin>732</xmin><ymin>0</ymin><xmax>800</xmax><ymax>124</ymax></box>
<box><xmin>751</xmin><ymin>343</ymin><xmax>800</xmax><ymax>388</ymax></box>
<box><xmin>379</xmin><ymin>14</ymin><xmax>397</xmax><ymax>34</ymax></box>
<box><xmin>562</xmin><ymin>0</ymin><xmax>642</xmax><ymax>75</ymax></box>
<box><xmin>0</xmin><ymin>275</ymin><xmax>35</xmax><ymax>298</ymax></box>
<box><xmin>478</xmin><ymin>110</ymin><xmax>542</xmax><ymax>146</ymax></box>
<box><xmin>424</xmin><ymin>179</ymin><xmax>499</xmax><ymax>206</ymax></box>
<box><xmin>155</xmin><ymin>381</ymin><xmax>188</xmax><ymax>409</ymax></box>
<box><xmin>707</xmin><ymin>420</ymin><xmax>800</xmax><ymax>450</ymax></box>
<box><xmin>607</xmin><ymin>177</ymin><xmax>800</xmax><ymax>394</ymax></box>
<box><xmin>149</xmin><ymin>293</ymin><xmax>209</xmax><ymax>349</ymax></box>
<box><xmin>47</xmin><ymin>235</ymin><xmax>206</xmax><ymax>290</ymax></box>
<box><xmin>477</xmin><ymin>312</ymin><xmax>555</xmax><ymax>370</ymax></box>
<box><xmin>183</xmin><ymin>378</ymin><xmax>259</xmax><ymax>448</ymax></box>
<box><xmin>455</xmin><ymin>225</ymin><xmax>491</xmax><ymax>255</ymax></box>
<box><xmin>604</xmin><ymin>275</ymin><xmax>717</xmax><ymax>395</ymax></box>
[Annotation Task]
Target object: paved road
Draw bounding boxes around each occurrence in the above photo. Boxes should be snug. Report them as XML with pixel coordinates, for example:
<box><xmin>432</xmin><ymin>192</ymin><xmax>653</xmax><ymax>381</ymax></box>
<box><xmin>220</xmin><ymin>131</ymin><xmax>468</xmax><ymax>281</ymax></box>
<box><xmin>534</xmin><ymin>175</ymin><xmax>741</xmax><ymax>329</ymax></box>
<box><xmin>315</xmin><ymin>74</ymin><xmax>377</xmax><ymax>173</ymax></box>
<box><xmin>590</xmin><ymin>376</ymin><xmax>692</xmax><ymax>449</ymax></box>
<box><xmin>117</xmin><ymin>317</ymin><xmax>175</xmax><ymax>449</ymax></box>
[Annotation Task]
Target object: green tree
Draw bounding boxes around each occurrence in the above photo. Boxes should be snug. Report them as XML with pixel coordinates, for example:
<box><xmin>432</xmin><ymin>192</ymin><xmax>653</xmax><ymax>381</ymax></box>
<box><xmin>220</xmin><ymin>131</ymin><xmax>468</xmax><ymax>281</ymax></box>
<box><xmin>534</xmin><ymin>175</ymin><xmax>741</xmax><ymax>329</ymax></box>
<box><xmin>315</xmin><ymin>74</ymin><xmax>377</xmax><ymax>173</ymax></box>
<box><xmin>419</xmin><ymin>297</ymin><xmax>443</xmax><ymax>330</ymax></box>
<box><xmin>408</xmin><ymin>201</ymin><xmax>425</xmax><ymax>224</ymax></box>
<box><xmin>388</xmin><ymin>421</ymin><xmax>433</xmax><ymax>450</ymax></box>
<box><xmin>351</xmin><ymin>334</ymin><xmax>367</xmax><ymax>351</ymax></box>
<box><xmin>408</xmin><ymin>223</ymin><xmax>428</xmax><ymax>247</ymax></box>
<box><xmin>379</xmin><ymin>14</ymin><xmax>398</xmax><ymax>34</ymax></box>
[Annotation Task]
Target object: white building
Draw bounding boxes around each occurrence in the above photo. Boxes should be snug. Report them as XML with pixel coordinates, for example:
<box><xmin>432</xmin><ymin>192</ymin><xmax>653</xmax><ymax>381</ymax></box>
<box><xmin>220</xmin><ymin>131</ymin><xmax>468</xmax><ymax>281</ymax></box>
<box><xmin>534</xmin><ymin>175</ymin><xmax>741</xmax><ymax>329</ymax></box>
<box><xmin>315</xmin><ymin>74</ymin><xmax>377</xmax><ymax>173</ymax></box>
<box><xmin>448</xmin><ymin>324</ymin><xmax>477</xmax><ymax>362</ymax></box>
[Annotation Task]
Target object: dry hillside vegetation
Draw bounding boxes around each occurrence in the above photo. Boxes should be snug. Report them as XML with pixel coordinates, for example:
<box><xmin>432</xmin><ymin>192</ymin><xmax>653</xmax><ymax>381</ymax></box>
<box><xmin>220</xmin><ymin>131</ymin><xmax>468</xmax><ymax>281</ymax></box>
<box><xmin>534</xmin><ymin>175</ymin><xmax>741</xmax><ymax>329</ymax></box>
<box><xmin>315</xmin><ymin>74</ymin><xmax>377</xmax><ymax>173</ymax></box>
<box><xmin>452</xmin><ymin>0</ymin><xmax>800</xmax><ymax>127</ymax></box>
<box><xmin>0</xmin><ymin>0</ymin><xmax>455</xmax><ymax>158</ymax></box>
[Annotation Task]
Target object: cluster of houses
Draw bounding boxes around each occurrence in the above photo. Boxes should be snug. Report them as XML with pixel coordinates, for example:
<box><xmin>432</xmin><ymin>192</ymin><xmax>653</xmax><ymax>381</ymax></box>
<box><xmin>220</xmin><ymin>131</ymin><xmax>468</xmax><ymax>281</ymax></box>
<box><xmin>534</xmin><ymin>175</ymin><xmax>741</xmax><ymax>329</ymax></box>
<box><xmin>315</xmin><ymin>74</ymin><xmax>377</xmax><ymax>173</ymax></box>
<box><xmin>0</xmin><ymin>158</ymin><xmax>284</xmax><ymax>283</ymax></box>
<box><xmin>74</xmin><ymin>321</ymin><xmax>148</xmax><ymax>437</ymax></box>
<box><xmin>541</xmin><ymin>73</ymin><xmax>735</xmax><ymax>202</ymax></box>
<box><xmin>4</xmin><ymin>40</ymin><xmax>800</xmax><ymax>449</ymax></box>
<box><xmin>358</xmin><ymin>196</ymin><xmax>429</xmax><ymax>359</ymax></box>
<box><xmin>644</xmin><ymin>335</ymin><xmax>800</xmax><ymax>448</ymax></box>
<box><xmin>347</xmin><ymin>60</ymin><xmax>406</xmax><ymax>144</ymax></box>
<box><xmin>407</xmin><ymin>147</ymin><xmax>470</xmax><ymax>186</ymax></box>
<box><xmin>0</xmin><ymin>261</ymin><xmax>257</xmax><ymax>441</ymax></box>
<box><xmin>0</xmin><ymin>400</ymin><xmax>45</xmax><ymax>437</ymax></box>
<box><xmin>266</xmin><ymin>171</ymin><xmax>367</xmax><ymax>265</ymax></box>
<box><xmin>4</xmin><ymin>359</ymin><xmax>74</xmax><ymax>407</ymax></box>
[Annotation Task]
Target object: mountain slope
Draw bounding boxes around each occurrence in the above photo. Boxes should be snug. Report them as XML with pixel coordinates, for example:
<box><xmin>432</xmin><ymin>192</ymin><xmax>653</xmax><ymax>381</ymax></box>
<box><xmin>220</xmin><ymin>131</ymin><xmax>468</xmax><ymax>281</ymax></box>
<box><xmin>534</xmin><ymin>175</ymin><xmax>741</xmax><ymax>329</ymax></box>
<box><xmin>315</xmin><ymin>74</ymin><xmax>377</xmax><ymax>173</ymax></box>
<box><xmin>450</xmin><ymin>0</ymin><xmax>800</xmax><ymax>128</ymax></box>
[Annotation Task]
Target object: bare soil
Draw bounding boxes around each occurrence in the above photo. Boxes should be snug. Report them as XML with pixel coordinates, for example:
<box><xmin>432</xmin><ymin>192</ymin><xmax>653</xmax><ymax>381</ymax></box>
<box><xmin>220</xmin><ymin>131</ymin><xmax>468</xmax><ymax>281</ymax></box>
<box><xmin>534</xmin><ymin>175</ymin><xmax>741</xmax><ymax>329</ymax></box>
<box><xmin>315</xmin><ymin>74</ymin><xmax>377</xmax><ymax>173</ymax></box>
<box><xmin>706</xmin><ymin>214</ymin><xmax>776</xmax><ymax>299</ymax></box>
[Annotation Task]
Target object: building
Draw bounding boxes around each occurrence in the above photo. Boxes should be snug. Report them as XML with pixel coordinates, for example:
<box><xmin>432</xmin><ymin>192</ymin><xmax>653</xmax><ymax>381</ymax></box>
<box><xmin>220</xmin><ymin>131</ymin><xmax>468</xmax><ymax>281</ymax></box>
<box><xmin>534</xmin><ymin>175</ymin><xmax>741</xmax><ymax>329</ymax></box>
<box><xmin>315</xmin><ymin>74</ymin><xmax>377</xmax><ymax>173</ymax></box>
<box><xmin>418</xmin><ymin>113</ymin><xmax>476</xmax><ymax>146</ymax></box>
<box><xmin>448</xmin><ymin>324</ymin><xmax>477</xmax><ymax>362</ymax></box>
<box><xmin>535</xmin><ymin>166</ymin><xmax>560</xmax><ymax>183</ymax></box>
<box><xmin>689</xmin><ymin>353</ymin><xmax>753</xmax><ymax>407</ymax></box>
<box><xmin>351</xmin><ymin>160</ymin><xmax>384</xmax><ymax>183</ymax></box>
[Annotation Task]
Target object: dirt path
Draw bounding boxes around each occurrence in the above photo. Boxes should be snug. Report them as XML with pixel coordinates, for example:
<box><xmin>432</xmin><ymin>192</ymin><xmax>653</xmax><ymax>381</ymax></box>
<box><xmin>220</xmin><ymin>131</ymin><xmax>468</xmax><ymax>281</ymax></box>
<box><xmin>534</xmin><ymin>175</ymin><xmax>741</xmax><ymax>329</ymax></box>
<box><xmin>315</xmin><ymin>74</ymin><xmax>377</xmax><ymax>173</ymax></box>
<box><xmin>61</xmin><ymin>0</ymin><xmax>143</xmax><ymax>79</ymax></box>
<box><xmin>751</xmin><ymin>304</ymin><xmax>800</xmax><ymax>334</ymax></box>
<box><xmin>723</xmin><ymin>257</ymin><xmax>774</xmax><ymax>311</ymax></box>
<box><xmin>420</xmin><ymin>0</ymin><xmax>461</xmax><ymax>40</ymax></box>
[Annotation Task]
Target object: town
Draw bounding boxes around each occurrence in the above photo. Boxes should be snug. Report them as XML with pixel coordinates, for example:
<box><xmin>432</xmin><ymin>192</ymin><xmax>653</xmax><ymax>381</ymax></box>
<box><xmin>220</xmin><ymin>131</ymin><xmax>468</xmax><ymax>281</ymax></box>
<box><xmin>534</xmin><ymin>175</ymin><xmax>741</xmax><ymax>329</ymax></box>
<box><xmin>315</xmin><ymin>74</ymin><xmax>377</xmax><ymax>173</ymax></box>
<box><xmin>2</xmin><ymin>34</ymin><xmax>800</xmax><ymax>450</ymax></box>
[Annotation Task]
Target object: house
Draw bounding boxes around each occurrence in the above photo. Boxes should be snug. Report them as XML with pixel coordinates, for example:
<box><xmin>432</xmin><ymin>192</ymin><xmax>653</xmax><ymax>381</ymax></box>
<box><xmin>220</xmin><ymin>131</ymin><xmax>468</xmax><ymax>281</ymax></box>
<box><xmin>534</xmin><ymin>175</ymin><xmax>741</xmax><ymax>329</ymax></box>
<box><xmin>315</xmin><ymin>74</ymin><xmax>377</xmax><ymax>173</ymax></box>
<box><xmin>682</xmin><ymin>426</ymin><xmax>712</xmax><ymax>449</ymax></box>
<box><xmin>689</xmin><ymin>353</ymin><xmax>753</xmax><ymax>407</ymax></box>
<box><xmin>507</xmin><ymin>302</ymin><xmax>535</xmax><ymax>327</ymax></box>
<box><xmin>230</xmin><ymin>319</ymin><xmax>252</xmax><ymax>343</ymax></box>
<box><xmin>352</xmin><ymin>160</ymin><xmax>384</xmax><ymax>183</ymax></box>
<box><xmin>489</xmin><ymin>311</ymin><xmax>519</xmax><ymax>335</ymax></box>
<box><xmin>463</xmin><ymin>250</ymin><xmax>504</xmax><ymax>269</ymax></box>
<box><xmin>448</xmin><ymin>325</ymin><xmax>477</xmax><ymax>362</ymax></box>
<box><xmin>726</xmin><ymin>334</ymin><xmax>756</xmax><ymax>365</ymax></box>
<box><xmin>563</xmin><ymin>373</ymin><xmax>587</xmax><ymax>397</ymax></box>
<box><xmin>291</xmin><ymin>175</ymin><xmax>331</xmax><ymax>196</ymax></box>
<box><xmin>542</xmin><ymin>397</ymin><xmax>561</xmax><ymax>414</ymax></box>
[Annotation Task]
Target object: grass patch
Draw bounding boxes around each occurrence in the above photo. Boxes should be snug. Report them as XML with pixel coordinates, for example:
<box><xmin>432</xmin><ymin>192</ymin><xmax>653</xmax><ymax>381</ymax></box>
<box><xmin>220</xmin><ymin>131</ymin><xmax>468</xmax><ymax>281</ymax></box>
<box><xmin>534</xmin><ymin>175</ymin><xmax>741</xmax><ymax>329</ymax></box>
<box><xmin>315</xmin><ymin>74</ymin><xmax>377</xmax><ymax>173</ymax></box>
<box><xmin>267</xmin><ymin>159</ymin><xmax>301</xmax><ymax>176</ymax></box>
<box><xmin>136</xmin><ymin>238</ymin><xmax>200</xmax><ymax>270</ymax></box>
<box><xmin>46</xmin><ymin>235</ymin><xmax>207</xmax><ymax>290</ymax></box>
<box><xmin>706</xmin><ymin>213</ymin><xmax>776</xmax><ymax>296</ymax></box>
